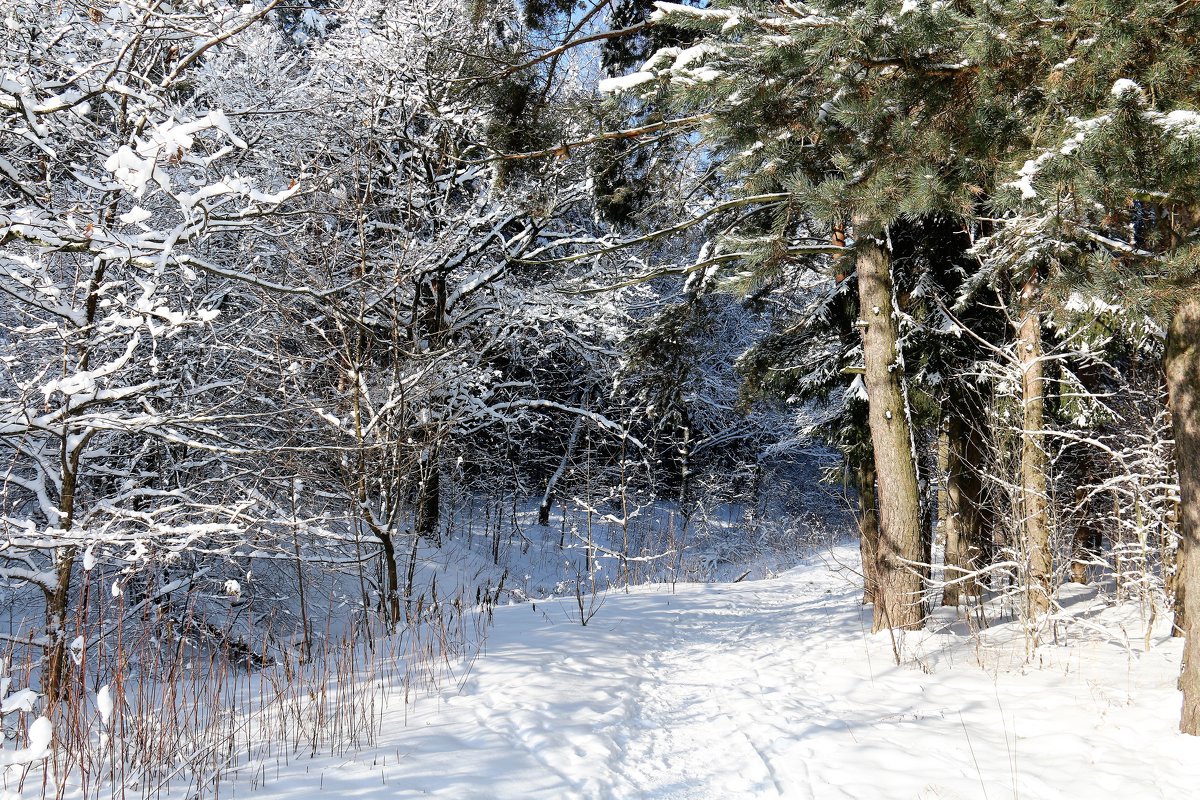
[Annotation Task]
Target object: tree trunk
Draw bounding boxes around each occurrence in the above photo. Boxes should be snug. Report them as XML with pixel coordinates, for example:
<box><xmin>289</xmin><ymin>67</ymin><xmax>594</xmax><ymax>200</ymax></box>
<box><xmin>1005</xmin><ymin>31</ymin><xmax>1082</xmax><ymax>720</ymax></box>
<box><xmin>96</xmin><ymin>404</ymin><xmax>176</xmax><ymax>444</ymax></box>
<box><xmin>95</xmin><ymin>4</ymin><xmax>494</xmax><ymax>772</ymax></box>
<box><xmin>377</xmin><ymin>531</ymin><xmax>401</xmax><ymax>627</ymax></box>
<box><xmin>855</xmin><ymin>221</ymin><xmax>925</xmax><ymax>632</ymax></box>
<box><xmin>855</xmin><ymin>459</ymin><xmax>880</xmax><ymax>606</ymax></box>
<box><xmin>943</xmin><ymin>406</ymin><xmax>985</xmax><ymax>606</ymax></box>
<box><xmin>538</xmin><ymin>492</ymin><xmax>556</xmax><ymax>528</ymax></box>
<box><xmin>1173</xmin><ymin>524</ymin><xmax>1186</xmax><ymax>637</ymax></box>
<box><xmin>413</xmin><ymin>272</ymin><xmax>447</xmax><ymax>544</ymax></box>
<box><xmin>1017</xmin><ymin>279</ymin><xmax>1052</xmax><ymax>618</ymax></box>
<box><xmin>1166</xmin><ymin>297</ymin><xmax>1200</xmax><ymax>734</ymax></box>
<box><xmin>44</xmin><ymin>547</ymin><xmax>75</xmax><ymax>707</ymax></box>
<box><xmin>404</xmin><ymin>530</ymin><xmax>421</xmax><ymax>623</ymax></box>
<box><xmin>44</xmin><ymin>449</ymin><xmax>80</xmax><ymax>707</ymax></box>
<box><xmin>415</xmin><ymin>451</ymin><xmax>440</xmax><ymax>543</ymax></box>
<box><xmin>678</xmin><ymin>405</ymin><xmax>693</xmax><ymax>514</ymax></box>
<box><xmin>44</xmin><ymin>262</ymin><xmax>108</xmax><ymax>706</ymax></box>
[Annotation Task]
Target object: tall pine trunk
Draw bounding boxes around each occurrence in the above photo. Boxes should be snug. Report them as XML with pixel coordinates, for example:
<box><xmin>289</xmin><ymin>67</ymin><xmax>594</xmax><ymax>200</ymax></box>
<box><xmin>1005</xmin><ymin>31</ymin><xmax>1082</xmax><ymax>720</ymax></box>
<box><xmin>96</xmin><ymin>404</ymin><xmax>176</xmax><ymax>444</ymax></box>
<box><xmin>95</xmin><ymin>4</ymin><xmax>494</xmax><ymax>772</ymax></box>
<box><xmin>1017</xmin><ymin>278</ymin><xmax>1052</xmax><ymax>618</ymax></box>
<box><xmin>1166</xmin><ymin>297</ymin><xmax>1200</xmax><ymax>734</ymax></box>
<box><xmin>942</xmin><ymin>404</ymin><xmax>985</xmax><ymax>606</ymax></box>
<box><xmin>855</xmin><ymin>458</ymin><xmax>880</xmax><ymax>606</ymax></box>
<box><xmin>1174</xmin><ymin>526</ymin><xmax>1187</xmax><ymax>637</ymax></box>
<box><xmin>855</xmin><ymin>221</ymin><xmax>925</xmax><ymax>632</ymax></box>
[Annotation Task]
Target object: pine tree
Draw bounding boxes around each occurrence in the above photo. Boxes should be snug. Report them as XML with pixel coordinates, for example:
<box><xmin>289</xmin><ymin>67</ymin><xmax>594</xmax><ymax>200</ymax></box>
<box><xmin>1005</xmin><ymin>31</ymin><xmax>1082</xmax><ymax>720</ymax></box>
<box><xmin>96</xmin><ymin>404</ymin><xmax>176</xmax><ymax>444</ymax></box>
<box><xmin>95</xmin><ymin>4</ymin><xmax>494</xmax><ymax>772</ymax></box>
<box><xmin>971</xmin><ymin>0</ymin><xmax>1200</xmax><ymax>730</ymax></box>
<box><xmin>604</xmin><ymin>0</ymin><xmax>1045</xmax><ymax>629</ymax></box>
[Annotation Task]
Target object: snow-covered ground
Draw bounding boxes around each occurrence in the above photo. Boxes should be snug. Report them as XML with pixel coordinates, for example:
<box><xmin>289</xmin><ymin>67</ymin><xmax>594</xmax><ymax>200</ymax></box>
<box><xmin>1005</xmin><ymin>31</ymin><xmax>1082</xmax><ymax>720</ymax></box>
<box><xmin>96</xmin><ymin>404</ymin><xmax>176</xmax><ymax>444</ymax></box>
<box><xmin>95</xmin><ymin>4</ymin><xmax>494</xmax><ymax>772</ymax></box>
<box><xmin>229</xmin><ymin>544</ymin><xmax>1200</xmax><ymax>799</ymax></box>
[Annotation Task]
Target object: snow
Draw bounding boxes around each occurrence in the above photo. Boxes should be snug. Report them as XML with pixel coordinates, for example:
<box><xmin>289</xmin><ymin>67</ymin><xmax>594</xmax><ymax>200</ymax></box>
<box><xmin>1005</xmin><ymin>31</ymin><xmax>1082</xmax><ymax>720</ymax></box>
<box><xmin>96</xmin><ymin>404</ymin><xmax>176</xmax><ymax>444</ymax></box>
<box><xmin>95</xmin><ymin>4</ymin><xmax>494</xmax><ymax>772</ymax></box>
<box><xmin>0</xmin><ymin>689</ymin><xmax>37</xmax><ymax>715</ymax></box>
<box><xmin>650</xmin><ymin>2</ymin><xmax>738</xmax><ymax>24</ymax></box>
<box><xmin>96</xmin><ymin>685</ymin><xmax>113</xmax><ymax>726</ymax></box>
<box><xmin>598</xmin><ymin>72</ymin><xmax>657</xmax><ymax>94</ymax></box>
<box><xmin>1064</xmin><ymin>291</ymin><xmax>1123</xmax><ymax>315</ymax></box>
<box><xmin>102</xmin><ymin>146</ymin><xmax>160</xmax><ymax>198</ymax></box>
<box><xmin>1010</xmin><ymin>155</ymin><xmax>1048</xmax><ymax>199</ymax></box>
<box><xmin>68</xmin><ymin>636</ymin><xmax>84</xmax><ymax>666</ymax></box>
<box><xmin>42</xmin><ymin>370</ymin><xmax>96</xmax><ymax>398</ymax></box>
<box><xmin>117</xmin><ymin>206</ymin><xmax>152</xmax><ymax>224</ymax></box>
<box><xmin>0</xmin><ymin>716</ymin><xmax>52</xmax><ymax>767</ymax></box>
<box><xmin>24</xmin><ymin>718</ymin><xmax>51</xmax><ymax>762</ymax></box>
<box><xmin>1111</xmin><ymin>78</ymin><xmax>1144</xmax><ymax>99</ymax></box>
<box><xmin>845</xmin><ymin>374</ymin><xmax>869</xmax><ymax>402</ymax></box>
<box><xmin>102</xmin><ymin>112</ymin><xmax>259</xmax><ymax>198</ymax></box>
<box><xmin>672</xmin><ymin>43</ymin><xmax>723</xmax><ymax>72</ymax></box>
<box><xmin>601</xmin><ymin>39</ymin><xmax>731</xmax><ymax>94</ymax></box>
<box><xmin>226</xmin><ymin>545</ymin><xmax>1200</xmax><ymax>799</ymax></box>
<box><xmin>1162</xmin><ymin>108</ymin><xmax>1200</xmax><ymax>137</ymax></box>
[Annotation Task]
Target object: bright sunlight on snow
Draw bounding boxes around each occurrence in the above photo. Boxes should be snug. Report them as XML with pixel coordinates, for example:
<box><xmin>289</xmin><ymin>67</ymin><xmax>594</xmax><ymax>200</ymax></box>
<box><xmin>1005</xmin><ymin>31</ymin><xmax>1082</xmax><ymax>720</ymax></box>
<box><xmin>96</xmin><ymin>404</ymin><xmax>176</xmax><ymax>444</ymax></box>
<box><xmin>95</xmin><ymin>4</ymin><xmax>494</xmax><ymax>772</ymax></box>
<box><xmin>231</xmin><ymin>545</ymin><xmax>1199</xmax><ymax>799</ymax></box>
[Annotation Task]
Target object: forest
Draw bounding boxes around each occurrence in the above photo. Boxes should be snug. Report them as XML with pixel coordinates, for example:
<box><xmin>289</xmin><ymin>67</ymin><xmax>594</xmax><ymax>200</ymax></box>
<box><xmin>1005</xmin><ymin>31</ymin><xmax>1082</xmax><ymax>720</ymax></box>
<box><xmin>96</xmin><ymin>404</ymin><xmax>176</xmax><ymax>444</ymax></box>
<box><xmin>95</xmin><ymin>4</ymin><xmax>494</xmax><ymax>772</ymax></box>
<box><xmin>1</xmin><ymin>0</ymin><xmax>1199</xmax><ymax>796</ymax></box>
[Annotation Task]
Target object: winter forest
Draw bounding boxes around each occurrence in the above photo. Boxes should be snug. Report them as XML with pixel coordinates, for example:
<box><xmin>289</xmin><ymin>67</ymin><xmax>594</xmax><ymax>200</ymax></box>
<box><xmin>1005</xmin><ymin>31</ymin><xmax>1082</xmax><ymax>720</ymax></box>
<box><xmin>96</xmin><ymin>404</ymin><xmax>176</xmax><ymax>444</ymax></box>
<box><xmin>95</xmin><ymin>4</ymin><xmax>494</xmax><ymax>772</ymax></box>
<box><xmin>2</xmin><ymin>0</ymin><xmax>1200</xmax><ymax>797</ymax></box>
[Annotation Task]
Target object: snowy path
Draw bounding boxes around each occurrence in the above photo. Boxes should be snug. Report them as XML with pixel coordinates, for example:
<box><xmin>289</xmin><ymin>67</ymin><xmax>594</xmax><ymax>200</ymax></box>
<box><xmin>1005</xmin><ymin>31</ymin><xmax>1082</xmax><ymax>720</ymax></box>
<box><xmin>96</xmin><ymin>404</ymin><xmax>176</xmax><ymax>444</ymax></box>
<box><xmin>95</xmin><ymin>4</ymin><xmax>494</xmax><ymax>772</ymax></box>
<box><xmin>238</xmin><ymin>546</ymin><xmax>1200</xmax><ymax>799</ymax></box>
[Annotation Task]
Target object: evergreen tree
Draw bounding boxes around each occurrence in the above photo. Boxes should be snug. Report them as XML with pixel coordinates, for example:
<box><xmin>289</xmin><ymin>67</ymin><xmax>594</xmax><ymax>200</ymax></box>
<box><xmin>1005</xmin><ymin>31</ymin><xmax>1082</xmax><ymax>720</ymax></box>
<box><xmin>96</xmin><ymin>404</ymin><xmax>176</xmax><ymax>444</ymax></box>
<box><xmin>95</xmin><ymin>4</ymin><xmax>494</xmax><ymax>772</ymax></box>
<box><xmin>967</xmin><ymin>0</ymin><xmax>1200</xmax><ymax>730</ymax></box>
<box><xmin>604</xmin><ymin>0</ymin><xmax>1044</xmax><ymax>629</ymax></box>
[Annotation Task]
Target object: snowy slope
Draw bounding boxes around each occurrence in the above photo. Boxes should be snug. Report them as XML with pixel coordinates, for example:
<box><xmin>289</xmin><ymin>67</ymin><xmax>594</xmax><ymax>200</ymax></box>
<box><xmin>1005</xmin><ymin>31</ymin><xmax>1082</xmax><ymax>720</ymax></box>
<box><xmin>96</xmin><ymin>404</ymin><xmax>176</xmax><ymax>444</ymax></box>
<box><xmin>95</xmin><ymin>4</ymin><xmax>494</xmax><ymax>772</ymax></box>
<box><xmin>232</xmin><ymin>545</ymin><xmax>1200</xmax><ymax>799</ymax></box>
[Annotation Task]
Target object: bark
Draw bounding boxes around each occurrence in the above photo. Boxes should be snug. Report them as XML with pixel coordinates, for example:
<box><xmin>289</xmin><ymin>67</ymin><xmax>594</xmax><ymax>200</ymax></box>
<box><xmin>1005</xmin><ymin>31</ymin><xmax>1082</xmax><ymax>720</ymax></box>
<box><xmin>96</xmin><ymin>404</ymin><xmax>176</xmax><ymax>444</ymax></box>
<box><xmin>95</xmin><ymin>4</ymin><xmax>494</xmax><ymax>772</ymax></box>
<box><xmin>855</xmin><ymin>459</ymin><xmax>880</xmax><ymax>606</ymax></box>
<box><xmin>44</xmin><ymin>546</ymin><xmax>75</xmax><ymax>707</ymax></box>
<box><xmin>292</xmin><ymin>522</ymin><xmax>312</xmax><ymax>660</ymax></box>
<box><xmin>45</xmin><ymin>260</ymin><xmax>109</xmax><ymax>706</ymax></box>
<box><xmin>1174</xmin><ymin>523</ymin><xmax>1186</xmax><ymax>637</ymax></box>
<box><xmin>45</xmin><ymin>419</ymin><xmax>91</xmax><ymax>706</ymax></box>
<box><xmin>1166</xmin><ymin>297</ymin><xmax>1200</xmax><ymax>734</ymax></box>
<box><xmin>855</xmin><ymin>222</ymin><xmax>925</xmax><ymax>632</ymax></box>
<box><xmin>538</xmin><ymin>414</ymin><xmax>583</xmax><ymax>526</ymax></box>
<box><xmin>540</xmin><ymin>398</ymin><xmax>585</xmax><ymax>527</ymax></box>
<box><xmin>413</xmin><ymin>272</ymin><xmax>447</xmax><ymax>544</ymax></box>
<box><xmin>942</xmin><ymin>406</ymin><xmax>985</xmax><ymax>606</ymax></box>
<box><xmin>677</xmin><ymin>406</ymin><xmax>693</xmax><ymax>513</ymax></box>
<box><xmin>415</xmin><ymin>456</ymin><xmax>441</xmax><ymax>543</ymax></box>
<box><xmin>404</xmin><ymin>530</ymin><xmax>421</xmax><ymax>622</ymax></box>
<box><xmin>377</xmin><ymin>531</ymin><xmax>401</xmax><ymax>627</ymax></box>
<box><xmin>538</xmin><ymin>479</ymin><xmax>559</xmax><ymax>527</ymax></box>
<box><xmin>1017</xmin><ymin>279</ymin><xmax>1052</xmax><ymax>618</ymax></box>
<box><xmin>1167</xmin><ymin>444</ymin><xmax>1186</xmax><ymax>635</ymax></box>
